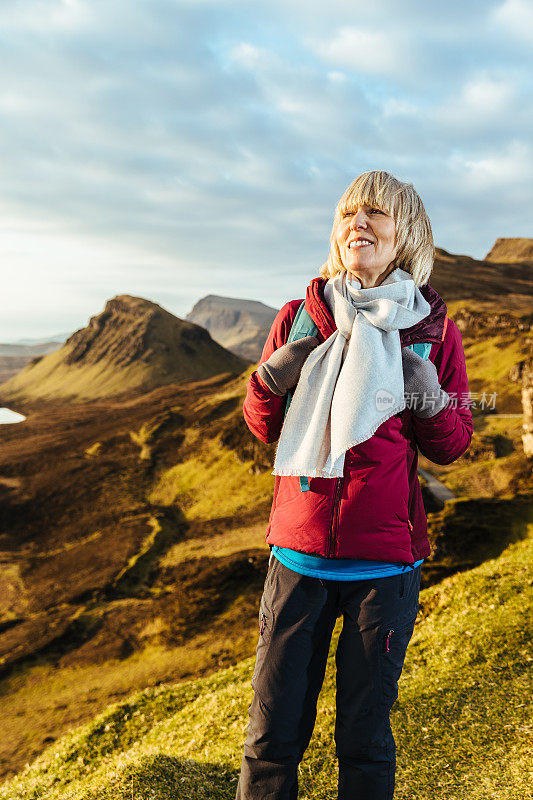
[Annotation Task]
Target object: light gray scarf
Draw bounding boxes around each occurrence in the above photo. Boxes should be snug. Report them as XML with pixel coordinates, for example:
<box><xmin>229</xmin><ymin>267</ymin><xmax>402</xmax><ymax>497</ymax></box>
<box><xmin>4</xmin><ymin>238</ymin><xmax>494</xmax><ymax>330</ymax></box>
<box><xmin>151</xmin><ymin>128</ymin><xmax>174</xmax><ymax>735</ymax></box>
<box><xmin>272</xmin><ymin>267</ymin><xmax>431</xmax><ymax>479</ymax></box>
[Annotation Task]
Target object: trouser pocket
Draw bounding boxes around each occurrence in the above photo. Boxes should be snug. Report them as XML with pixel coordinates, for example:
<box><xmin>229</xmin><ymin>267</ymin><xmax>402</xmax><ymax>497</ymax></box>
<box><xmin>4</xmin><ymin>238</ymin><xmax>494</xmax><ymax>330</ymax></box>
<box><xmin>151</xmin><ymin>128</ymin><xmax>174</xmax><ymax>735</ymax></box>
<box><xmin>378</xmin><ymin>617</ymin><xmax>417</xmax><ymax>712</ymax></box>
<box><xmin>378</xmin><ymin>570</ymin><xmax>420</xmax><ymax>712</ymax></box>
<box><xmin>257</xmin><ymin>592</ymin><xmax>274</xmax><ymax>644</ymax></box>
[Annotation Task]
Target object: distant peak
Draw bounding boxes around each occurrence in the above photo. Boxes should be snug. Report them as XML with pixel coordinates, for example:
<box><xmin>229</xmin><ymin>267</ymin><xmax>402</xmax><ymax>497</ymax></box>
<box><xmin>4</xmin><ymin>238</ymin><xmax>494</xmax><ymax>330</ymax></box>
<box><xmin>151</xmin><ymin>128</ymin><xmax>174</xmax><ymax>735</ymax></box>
<box><xmin>485</xmin><ymin>237</ymin><xmax>533</xmax><ymax>263</ymax></box>
<box><xmin>103</xmin><ymin>295</ymin><xmax>163</xmax><ymax>315</ymax></box>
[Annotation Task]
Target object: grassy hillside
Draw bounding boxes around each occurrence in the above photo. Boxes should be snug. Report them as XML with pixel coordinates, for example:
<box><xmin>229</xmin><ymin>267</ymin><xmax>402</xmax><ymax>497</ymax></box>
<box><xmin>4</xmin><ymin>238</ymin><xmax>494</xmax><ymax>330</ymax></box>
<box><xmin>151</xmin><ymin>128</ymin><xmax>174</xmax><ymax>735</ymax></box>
<box><xmin>0</xmin><ymin>298</ymin><xmax>530</xmax><ymax>785</ymax></box>
<box><xmin>1</xmin><ymin>340</ymin><xmax>531</xmax><ymax>784</ymax></box>
<box><xmin>0</xmin><ymin>370</ymin><xmax>275</xmax><ymax>781</ymax></box>
<box><xmin>1</xmin><ymin>526</ymin><xmax>531</xmax><ymax>800</ymax></box>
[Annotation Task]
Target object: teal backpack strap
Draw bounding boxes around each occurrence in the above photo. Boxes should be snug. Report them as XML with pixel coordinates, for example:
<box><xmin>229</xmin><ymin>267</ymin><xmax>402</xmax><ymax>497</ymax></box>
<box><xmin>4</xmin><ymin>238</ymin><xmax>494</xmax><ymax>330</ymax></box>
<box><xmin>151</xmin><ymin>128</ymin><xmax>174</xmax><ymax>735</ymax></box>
<box><xmin>286</xmin><ymin>302</ymin><xmax>320</xmax><ymax>342</ymax></box>
<box><xmin>283</xmin><ymin>301</ymin><xmax>319</xmax><ymax>492</ymax></box>
<box><xmin>283</xmin><ymin>301</ymin><xmax>319</xmax><ymax>420</ymax></box>
<box><xmin>406</xmin><ymin>341</ymin><xmax>432</xmax><ymax>360</ymax></box>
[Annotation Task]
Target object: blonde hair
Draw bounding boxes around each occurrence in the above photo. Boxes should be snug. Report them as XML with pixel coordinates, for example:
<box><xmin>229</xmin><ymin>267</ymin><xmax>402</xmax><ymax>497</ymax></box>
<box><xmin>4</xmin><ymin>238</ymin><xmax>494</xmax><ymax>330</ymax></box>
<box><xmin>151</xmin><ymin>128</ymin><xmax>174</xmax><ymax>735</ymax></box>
<box><xmin>319</xmin><ymin>170</ymin><xmax>434</xmax><ymax>286</ymax></box>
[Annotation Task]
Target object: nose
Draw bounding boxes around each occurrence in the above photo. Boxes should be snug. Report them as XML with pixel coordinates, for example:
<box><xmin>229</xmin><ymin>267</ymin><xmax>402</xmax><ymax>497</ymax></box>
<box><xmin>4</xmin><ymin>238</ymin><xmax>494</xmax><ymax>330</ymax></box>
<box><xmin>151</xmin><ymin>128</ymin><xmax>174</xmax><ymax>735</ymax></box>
<box><xmin>349</xmin><ymin>208</ymin><xmax>369</xmax><ymax>229</ymax></box>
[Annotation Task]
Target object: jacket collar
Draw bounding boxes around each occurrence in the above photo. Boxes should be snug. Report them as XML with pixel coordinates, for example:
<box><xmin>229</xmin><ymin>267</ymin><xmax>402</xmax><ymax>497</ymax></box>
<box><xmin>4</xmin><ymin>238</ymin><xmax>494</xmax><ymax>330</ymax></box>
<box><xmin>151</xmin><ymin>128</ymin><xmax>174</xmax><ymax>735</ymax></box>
<box><xmin>304</xmin><ymin>275</ymin><xmax>447</xmax><ymax>345</ymax></box>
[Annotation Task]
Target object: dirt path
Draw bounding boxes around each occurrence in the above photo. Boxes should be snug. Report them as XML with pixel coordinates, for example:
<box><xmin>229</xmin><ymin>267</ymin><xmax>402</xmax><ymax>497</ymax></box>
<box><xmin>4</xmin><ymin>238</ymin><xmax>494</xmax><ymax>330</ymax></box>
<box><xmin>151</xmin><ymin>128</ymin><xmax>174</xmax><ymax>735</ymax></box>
<box><xmin>417</xmin><ymin>467</ymin><xmax>455</xmax><ymax>504</ymax></box>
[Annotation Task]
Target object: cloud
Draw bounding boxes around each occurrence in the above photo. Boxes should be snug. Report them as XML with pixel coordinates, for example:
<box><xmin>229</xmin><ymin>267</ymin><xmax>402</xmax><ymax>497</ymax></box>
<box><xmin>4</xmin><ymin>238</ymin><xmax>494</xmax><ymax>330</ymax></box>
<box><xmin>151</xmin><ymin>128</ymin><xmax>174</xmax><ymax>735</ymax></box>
<box><xmin>229</xmin><ymin>42</ymin><xmax>273</xmax><ymax>70</ymax></box>
<box><xmin>0</xmin><ymin>0</ymin><xmax>93</xmax><ymax>31</ymax></box>
<box><xmin>0</xmin><ymin>0</ymin><xmax>530</xmax><ymax>339</ymax></box>
<box><xmin>311</xmin><ymin>28</ymin><xmax>408</xmax><ymax>78</ymax></box>
<box><xmin>448</xmin><ymin>139</ymin><xmax>533</xmax><ymax>191</ymax></box>
<box><xmin>461</xmin><ymin>75</ymin><xmax>516</xmax><ymax>113</ymax></box>
<box><xmin>382</xmin><ymin>99</ymin><xmax>421</xmax><ymax>117</ymax></box>
<box><xmin>431</xmin><ymin>71</ymin><xmax>522</xmax><ymax>135</ymax></box>
<box><xmin>491</xmin><ymin>0</ymin><xmax>533</xmax><ymax>43</ymax></box>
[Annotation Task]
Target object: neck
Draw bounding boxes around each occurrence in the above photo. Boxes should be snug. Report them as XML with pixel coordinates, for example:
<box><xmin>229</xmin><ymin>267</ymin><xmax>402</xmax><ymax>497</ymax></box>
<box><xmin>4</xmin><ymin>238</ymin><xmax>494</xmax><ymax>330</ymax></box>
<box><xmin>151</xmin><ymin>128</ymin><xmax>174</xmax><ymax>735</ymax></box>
<box><xmin>348</xmin><ymin>263</ymin><xmax>396</xmax><ymax>289</ymax></box>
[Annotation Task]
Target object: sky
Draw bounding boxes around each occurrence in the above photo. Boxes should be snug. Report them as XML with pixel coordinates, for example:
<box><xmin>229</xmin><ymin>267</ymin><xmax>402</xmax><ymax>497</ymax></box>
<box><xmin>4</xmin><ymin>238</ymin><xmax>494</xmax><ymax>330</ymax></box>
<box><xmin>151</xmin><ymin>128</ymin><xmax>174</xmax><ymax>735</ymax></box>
<box><xmin>1</xmin><ymin>0</ymin><xmax>532</xmax><ymax>341</ymax></box>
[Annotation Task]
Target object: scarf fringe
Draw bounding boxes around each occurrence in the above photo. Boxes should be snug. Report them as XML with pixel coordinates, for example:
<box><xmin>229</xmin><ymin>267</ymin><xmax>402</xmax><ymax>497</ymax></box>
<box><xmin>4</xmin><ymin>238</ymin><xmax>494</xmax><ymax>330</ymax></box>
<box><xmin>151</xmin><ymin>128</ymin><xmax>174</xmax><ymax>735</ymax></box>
<box><xmin>272</xmin><ymin>402</ymin><xmax>407</xmax><ymax>479</ymax></box>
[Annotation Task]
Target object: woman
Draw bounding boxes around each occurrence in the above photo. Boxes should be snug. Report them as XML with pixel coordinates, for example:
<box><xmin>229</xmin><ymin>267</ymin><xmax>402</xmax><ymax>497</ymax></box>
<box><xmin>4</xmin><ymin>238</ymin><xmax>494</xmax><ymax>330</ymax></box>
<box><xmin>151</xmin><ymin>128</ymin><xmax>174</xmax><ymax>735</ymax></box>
<box><xmin>236</xmin><ymin>170</ymin><xmax>472</xmax><ymax>800</ymax></box>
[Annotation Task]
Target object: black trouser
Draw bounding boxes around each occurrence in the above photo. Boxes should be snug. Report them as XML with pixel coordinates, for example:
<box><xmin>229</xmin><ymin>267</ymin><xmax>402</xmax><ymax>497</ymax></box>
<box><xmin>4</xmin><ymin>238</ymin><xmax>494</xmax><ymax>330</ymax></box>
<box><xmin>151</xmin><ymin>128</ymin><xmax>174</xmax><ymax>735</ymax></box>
<box><xmin>235</xmin><ymin>554</ymin><xmax>421</xmax><ymax>800</ymax></box>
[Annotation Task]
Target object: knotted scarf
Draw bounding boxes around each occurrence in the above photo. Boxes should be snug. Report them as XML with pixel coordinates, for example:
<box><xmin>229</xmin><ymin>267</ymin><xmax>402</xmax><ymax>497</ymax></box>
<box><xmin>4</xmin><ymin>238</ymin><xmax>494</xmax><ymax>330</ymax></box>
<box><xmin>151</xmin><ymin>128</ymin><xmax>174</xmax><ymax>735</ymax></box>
<box><xmin>271</xmin><ymin>267</ymin><xmax>431</xmax><ymax>479</ymax></box>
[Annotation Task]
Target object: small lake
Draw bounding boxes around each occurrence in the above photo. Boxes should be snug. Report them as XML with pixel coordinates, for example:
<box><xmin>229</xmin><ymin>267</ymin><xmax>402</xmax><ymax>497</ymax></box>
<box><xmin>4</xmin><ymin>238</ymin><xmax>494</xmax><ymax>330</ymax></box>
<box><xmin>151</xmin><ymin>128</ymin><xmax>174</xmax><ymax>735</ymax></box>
<box><xmin>0</xmin><ymin>407</ymin><xmax>26</xmax><ymax>424</ymax></box>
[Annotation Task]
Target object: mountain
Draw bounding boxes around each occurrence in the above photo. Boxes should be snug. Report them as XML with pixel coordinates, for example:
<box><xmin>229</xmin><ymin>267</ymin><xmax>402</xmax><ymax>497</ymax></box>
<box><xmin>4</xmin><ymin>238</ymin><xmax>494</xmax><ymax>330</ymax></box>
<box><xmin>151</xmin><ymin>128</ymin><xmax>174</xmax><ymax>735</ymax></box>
<box><xmin>0</xmin><ymin>295</ymin><xmax>250</xmax><ymax>402</ymax></box>
<box><xmin>0</xmin><ymin>341</ymin><xmax>65</xmax><ymax>384</ymax></box>
<box><xmin>185</xmin><ymin>295</ymin><xmax>278</xmax><ymax>362</ymax></box>
<box><xmin>484</xmin><ymin>237</ymin><xmax>533</xmax><ymax>263</ymax></box>
<box><xmin>3</xmin><ymin>241</ymin><xmax>530</xmax><ymax>384</ymax></box>
<box><xmin>0</xmin><ymin>339</ymin><xmax>67</xmax><ymax>356</ymax></box>
<box><xmin>6</xmin><ymin>332</ymin><xmax>72</xmax><ymax>346</ymax></box>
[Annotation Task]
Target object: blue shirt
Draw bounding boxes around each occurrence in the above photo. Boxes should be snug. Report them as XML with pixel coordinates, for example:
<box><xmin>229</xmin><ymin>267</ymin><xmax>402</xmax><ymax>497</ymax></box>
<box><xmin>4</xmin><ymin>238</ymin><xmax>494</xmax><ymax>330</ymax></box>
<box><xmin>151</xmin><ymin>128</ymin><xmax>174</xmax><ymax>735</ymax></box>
<box><xmin>271</xmin><ymin>545</ymin><xmax>424</xmax><ymax>580</ymax></box>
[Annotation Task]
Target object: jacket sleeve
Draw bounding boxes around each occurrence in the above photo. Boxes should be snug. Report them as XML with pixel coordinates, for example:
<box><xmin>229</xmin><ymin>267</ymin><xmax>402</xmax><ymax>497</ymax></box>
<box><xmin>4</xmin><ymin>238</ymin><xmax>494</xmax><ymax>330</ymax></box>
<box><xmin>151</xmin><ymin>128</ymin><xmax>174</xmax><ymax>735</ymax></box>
<box><xmin>411</xmin><ymin>318</ymin><xmax>473</xmax><ymax>465</ymax></box>
<box><xmin>242</xmin><ymin>299</ymin><xmax>303</xmax><ymax>444</ymax></box>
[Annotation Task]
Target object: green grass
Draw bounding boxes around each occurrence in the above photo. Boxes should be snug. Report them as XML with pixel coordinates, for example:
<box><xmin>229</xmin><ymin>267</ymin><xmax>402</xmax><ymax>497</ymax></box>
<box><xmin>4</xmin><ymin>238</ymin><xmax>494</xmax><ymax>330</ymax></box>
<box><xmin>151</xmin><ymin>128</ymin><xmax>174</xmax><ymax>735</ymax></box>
<box><xmin>461</xmin><ymin>334</ymin><xmax>529</xmax><ymax>413</ymax></box>
<box><xmin>422</xmin><ymin>413</ymin><xmax>531</xmax><ymax>499</ymax></box>
<box><xmin>148</xmin><ymin>434</ymin><xmax>274</xmax><ymax>522</ymax></box>
<box><xmin>464</xmin><ymin>334</ymin><xmax>525</xmax><ymax>381</ymax></box>
<box><xmin>160</xmin><ymin>520</ymin><xmax>268</xmax><ymax>566</ymax></box>
<box><xmin>2</xmin><ymin>527</ymin><xmax>531</xmax><ymax>800</ymax></box>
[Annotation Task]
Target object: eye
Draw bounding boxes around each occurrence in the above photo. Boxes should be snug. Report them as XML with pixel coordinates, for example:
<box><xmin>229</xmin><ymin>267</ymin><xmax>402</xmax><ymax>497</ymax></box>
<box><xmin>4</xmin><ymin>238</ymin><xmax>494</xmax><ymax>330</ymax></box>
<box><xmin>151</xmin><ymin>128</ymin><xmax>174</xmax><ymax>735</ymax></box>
<box><xmin>343</xmin><ymin>207</ymin><xmax>384</xmax><ymax>217</ymax></box>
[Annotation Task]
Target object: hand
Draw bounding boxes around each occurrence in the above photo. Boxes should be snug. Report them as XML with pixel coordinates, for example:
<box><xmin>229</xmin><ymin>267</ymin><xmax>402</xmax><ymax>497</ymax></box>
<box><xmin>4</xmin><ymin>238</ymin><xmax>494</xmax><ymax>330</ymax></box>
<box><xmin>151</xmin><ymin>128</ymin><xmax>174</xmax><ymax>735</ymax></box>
<box><xmin>401</xmin><ymin>347</ymin><xmax>449</xmax><ymax>418</ymax></box>
<box><xmin>257</xmin><ymin>336</ymin><xmax>320</xmax><ymax>396</ymax></box>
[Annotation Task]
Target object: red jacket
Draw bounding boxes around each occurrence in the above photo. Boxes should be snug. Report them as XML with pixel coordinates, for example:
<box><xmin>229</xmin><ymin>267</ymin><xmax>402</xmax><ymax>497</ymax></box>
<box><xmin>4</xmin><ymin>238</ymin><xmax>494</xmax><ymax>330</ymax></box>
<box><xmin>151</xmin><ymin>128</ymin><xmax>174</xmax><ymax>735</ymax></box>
<box><xmin>243</xmin><ymin>276</ymin><xmax>473</xmax><ymax>564</ymax></box>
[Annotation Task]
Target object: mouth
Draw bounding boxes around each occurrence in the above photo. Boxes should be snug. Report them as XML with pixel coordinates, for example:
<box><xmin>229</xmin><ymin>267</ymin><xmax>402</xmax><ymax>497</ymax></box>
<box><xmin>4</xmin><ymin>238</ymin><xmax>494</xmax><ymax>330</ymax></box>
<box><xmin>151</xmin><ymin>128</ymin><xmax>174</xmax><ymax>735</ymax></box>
<box><xmin>348</xmin><ymin>238</ymin><xmax>374</xmax><ymax>249</ymax></box>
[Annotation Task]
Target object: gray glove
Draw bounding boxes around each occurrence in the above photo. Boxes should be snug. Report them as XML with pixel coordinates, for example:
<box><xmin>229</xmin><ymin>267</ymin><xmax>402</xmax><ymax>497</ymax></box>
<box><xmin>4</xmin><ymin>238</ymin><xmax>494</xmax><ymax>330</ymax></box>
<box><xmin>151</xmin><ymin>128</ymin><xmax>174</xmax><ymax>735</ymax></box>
<box><xmin>257</xmin><ymin>336</ymin><xmax>320</xmax><ymax>396</ymax></box>
<box><xmin>401</xmin><ymin>347</ymin><xmax>449</xmax><ymax>418</ymax></box>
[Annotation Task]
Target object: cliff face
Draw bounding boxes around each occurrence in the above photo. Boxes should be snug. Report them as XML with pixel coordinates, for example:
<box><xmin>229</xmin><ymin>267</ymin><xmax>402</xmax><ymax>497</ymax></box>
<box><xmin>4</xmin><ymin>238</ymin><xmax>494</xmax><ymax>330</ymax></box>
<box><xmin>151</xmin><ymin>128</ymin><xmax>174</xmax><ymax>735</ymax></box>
<box><xmin>1</xmin><ymin>295</ymin><xmax>251</xmax><ymax>402</ymax></box>
<box><xmin>521</xmin><ymin>360</ymin><xmax>533</xmax><ymax>457</ymax></box>
<box><xmin>186</xmin><ymin>294</ymin><xmax>278</xmax><ymax>362</ymax></box>
<box><xmin>485</xmin><ymin>238</ymin><xmax>533</xmax><ymax>263</ymax></box>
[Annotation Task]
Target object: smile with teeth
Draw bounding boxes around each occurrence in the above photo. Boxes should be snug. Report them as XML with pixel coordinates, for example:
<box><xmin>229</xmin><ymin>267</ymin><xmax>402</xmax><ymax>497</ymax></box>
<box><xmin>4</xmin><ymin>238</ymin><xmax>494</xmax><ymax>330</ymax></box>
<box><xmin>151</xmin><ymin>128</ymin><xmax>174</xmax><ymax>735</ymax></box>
<box><xmin>349</xmin><ymin>239</ymin><xmax>373</xmax><ymax>248</ymax></box>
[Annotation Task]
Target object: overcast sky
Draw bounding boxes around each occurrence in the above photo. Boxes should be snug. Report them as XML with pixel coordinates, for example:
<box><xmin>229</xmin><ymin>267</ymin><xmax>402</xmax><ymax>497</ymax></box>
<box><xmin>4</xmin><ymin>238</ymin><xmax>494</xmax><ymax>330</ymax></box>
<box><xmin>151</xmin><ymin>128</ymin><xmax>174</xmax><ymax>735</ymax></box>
<box><xmin>1</xmin><ymin>0</ymin><xmax>532</xmax><ymax>341</ymax></box>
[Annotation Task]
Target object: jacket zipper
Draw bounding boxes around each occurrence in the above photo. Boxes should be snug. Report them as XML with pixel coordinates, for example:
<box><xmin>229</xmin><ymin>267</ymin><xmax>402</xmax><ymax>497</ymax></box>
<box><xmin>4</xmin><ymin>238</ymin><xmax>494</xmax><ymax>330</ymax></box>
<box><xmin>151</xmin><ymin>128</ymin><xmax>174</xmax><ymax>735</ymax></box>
<box><xmin>327</xmin><ymin>477</ymin><xmax>344</xmax><ymax>557</ymax></box>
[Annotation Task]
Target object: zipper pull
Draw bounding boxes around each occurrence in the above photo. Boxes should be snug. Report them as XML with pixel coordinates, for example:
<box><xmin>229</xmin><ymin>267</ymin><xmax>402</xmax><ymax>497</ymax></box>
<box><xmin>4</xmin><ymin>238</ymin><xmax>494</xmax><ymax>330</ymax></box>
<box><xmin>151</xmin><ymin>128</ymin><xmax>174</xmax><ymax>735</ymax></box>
<box><xmin>386</xmin><ymin>629</ymin><xmax>394</xmax><ymax>652</ymax></box>
<box><xmin>260</xmin><ymin>612</ymin><xmax>267</xmax><ymax>636</ymax></box>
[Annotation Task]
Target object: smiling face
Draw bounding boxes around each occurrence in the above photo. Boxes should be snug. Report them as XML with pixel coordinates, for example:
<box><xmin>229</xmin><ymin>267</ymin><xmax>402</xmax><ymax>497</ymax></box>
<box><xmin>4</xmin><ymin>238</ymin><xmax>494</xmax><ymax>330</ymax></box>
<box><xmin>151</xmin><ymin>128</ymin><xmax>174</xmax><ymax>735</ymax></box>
<box><xmin>334</xmin><ymin>203</ymin><xmax>398</xmax><ymax>288</ymax></box>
